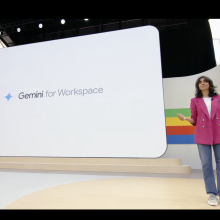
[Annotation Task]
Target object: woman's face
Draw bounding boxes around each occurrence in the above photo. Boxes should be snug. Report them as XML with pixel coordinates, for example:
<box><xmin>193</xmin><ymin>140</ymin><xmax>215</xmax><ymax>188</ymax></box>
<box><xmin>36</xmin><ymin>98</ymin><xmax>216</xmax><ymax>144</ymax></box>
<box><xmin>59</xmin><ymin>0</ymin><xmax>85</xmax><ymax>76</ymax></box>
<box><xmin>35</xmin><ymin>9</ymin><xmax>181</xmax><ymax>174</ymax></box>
<box><xmin>198</xmin><ymin>77</ymin><xmax>210</xmax><ymax>91</ymax></box>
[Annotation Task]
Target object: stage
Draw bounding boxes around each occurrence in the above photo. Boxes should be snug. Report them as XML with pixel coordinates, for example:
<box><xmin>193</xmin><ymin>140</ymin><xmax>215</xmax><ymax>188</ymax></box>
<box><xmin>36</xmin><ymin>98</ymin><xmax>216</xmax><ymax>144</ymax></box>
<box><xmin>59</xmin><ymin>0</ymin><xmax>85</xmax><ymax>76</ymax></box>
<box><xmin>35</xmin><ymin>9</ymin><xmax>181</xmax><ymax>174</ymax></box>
<box><xmin>0</xmin><ymin>169</ymin><xmax>219</xmax><ymax>209</ymax></box>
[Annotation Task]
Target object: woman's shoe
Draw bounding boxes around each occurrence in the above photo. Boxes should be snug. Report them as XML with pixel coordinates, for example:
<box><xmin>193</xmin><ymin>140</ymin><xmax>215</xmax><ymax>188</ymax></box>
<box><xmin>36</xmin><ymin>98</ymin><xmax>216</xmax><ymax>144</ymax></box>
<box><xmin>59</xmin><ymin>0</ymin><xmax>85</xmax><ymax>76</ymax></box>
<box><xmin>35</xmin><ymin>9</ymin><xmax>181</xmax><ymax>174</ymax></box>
<box><xmin>208</xmin><ymin>194</ymin><xmax>218</xmax><ymax>206</ymax></box>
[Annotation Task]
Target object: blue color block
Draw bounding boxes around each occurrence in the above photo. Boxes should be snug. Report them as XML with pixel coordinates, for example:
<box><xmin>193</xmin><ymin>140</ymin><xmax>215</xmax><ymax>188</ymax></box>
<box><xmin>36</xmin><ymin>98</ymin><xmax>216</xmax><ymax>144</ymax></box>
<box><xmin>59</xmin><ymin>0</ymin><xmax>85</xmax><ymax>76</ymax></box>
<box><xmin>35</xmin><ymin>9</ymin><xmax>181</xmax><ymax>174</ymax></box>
<box><xmin>167</xmin><ymin>135</ymin><xmax>195</xmax><ymax>144</ymax></box>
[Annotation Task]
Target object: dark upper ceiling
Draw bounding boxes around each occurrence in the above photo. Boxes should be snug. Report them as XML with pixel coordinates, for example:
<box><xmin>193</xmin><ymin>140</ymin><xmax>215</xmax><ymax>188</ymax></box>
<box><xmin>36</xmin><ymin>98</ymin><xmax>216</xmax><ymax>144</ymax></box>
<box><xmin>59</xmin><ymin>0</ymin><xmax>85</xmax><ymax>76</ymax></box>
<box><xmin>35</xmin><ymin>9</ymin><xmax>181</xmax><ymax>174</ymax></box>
<box><xmin>0</xmin><ymin>19</ymin><xmax>208</xmax><ymax>47</ymax></box>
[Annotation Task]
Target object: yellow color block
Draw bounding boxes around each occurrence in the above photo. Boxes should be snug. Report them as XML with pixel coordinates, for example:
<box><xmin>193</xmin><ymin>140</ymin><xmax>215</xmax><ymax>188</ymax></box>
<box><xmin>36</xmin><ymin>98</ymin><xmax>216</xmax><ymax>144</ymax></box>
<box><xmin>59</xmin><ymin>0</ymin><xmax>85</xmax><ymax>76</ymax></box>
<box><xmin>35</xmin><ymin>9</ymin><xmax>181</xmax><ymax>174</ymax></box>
<box><xmin>166</xmin><ymin>117</ymin><xmax>192</xmax><ymax>126</ymax></box>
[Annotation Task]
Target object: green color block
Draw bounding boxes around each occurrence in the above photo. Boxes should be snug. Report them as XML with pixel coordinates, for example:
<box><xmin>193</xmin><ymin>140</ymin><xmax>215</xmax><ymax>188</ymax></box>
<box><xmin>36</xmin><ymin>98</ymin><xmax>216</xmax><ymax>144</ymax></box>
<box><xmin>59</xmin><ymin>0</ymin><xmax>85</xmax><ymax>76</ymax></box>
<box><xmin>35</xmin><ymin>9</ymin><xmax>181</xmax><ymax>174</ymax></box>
<box><xmin>165</xmin><ymin>108</ymin><xmax>191</xmax><ymax>117</ymax></box>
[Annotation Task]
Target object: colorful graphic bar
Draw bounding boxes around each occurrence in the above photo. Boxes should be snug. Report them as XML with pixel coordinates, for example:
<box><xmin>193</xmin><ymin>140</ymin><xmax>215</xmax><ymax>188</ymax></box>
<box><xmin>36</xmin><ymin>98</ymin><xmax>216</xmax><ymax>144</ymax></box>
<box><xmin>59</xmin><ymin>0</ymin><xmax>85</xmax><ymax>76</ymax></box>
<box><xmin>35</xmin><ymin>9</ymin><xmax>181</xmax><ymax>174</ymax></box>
<box><xmin>165</xmin><ymin>108</ymin><xmax>195</xmax><ymax>144</ymax></box>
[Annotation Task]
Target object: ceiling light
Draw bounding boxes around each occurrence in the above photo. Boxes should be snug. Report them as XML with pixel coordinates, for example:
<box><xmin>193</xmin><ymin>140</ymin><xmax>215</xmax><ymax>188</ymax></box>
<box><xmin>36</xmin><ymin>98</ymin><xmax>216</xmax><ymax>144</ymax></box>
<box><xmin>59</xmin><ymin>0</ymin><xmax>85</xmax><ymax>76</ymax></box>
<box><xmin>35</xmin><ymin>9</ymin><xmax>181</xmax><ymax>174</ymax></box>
<box><xmin>17</xmin><ymin>28</ymin><xmax>21</xmax><ymax>32</ymax></box>
<box><xmin>39</xmin><ymin>23</ymin><xmax>43</xmax><ymax>28</ymax></box>
<box><xmin>84</xmin><ymin>19</ymin><xmax>89</xmax><ymax>21</ymax></box>
<box><xmin>61</xmin><ymin>19</ymin><xmax>65</xmax><ymax>24</ymax></box>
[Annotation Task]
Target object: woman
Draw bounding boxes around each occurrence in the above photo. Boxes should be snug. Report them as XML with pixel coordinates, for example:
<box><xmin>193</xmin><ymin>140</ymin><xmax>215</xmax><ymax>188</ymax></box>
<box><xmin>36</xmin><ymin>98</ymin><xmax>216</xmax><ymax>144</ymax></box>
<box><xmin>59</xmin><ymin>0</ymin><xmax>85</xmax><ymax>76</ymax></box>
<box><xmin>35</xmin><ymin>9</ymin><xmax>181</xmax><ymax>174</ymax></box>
<box><xmin>177</xmin><ymin>76</ymin><xmax>220</xmax><ymax>206</ymax></box>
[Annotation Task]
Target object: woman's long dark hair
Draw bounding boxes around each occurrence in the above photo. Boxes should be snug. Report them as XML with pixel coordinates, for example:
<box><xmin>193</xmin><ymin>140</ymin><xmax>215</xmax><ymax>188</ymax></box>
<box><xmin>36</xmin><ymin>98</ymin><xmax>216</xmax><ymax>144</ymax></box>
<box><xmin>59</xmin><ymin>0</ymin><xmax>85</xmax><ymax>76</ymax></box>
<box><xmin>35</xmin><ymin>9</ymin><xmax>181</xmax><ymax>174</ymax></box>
<box><xmin>195</xmin><ymin>76</ymin><xmax>218</xmax><ymax>98</ymax></box>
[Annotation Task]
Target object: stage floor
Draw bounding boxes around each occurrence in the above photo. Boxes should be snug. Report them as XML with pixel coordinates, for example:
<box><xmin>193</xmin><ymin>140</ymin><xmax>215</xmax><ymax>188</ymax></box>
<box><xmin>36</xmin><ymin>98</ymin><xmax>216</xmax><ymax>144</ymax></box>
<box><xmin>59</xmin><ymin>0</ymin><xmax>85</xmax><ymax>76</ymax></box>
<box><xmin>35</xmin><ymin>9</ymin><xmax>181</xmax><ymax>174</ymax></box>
<box><xmin>0</xmin><ymin>169</ymin><xmax>219</xmax><ymax>209</ymax></box>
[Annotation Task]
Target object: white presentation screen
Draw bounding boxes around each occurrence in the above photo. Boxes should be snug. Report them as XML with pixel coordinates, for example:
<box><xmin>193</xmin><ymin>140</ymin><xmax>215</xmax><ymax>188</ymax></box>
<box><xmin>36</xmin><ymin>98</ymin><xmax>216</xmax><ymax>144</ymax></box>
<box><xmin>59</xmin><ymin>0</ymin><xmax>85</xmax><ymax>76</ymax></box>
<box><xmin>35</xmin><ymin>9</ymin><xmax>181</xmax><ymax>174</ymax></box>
<box><xmin>0</xmin><ymin>26</ymin><xmax>167</xmax><ymax>158</ymax></box>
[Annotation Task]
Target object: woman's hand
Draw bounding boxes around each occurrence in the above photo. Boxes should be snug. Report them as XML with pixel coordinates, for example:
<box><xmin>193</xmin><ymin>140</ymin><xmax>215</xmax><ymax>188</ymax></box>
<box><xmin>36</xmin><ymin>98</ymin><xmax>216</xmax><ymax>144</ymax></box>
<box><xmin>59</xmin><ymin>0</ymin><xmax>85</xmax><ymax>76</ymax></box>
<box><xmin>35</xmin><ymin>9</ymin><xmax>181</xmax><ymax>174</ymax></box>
<box><xmin>177</xmin><ymin>113</ymin><xmax>186</xmax><ymax>121</ymax></box>
<box><xmin>177</xmin><ymin>113</ymin><xmax>195</xmax><ymax>124</ymax></box>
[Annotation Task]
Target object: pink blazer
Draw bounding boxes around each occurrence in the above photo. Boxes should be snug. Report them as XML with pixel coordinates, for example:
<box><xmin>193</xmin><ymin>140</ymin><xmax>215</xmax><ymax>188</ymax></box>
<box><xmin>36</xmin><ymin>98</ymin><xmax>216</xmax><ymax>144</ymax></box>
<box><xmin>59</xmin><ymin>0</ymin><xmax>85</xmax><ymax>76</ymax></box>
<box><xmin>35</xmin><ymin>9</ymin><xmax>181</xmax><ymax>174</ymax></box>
<box><xmin>190</xmin><ymin>94</ymin><xmax>220</xmax><ymax>145</ymax></box>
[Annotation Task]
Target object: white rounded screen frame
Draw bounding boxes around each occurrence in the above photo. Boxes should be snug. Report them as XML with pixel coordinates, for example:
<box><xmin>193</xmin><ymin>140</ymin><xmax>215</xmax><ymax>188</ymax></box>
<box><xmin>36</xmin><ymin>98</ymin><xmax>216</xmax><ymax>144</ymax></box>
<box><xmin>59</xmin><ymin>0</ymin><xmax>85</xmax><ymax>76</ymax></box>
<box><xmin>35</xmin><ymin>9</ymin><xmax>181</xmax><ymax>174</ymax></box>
<box><xmin>0</xmin><ymin>26</ymin><xmax>167</xmax><ymax>158</ymax></box>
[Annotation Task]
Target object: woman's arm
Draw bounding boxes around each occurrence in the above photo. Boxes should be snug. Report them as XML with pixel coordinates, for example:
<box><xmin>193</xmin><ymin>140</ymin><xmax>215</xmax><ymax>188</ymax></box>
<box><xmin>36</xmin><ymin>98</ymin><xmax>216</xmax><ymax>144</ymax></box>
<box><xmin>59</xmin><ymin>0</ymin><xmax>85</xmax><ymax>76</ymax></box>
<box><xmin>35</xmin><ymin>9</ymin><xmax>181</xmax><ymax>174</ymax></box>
<box><xmin>190</xmin><ymin>98</ymin><xmax>197</xmax><ymax>126</ymax></box>
<box><xmin>176</xmin><ymin>98</ymin><xmax>197</xmax><ymax>125</ymax></box>
<box><xmin>177</xmin><ymin>113</ymin><xmax>195</xmax><ymax>124</ymax></box>
<box><xmin>185</xmin><ymin>117</ymin><xmax>195</xmax><ymax>124</ymax></box>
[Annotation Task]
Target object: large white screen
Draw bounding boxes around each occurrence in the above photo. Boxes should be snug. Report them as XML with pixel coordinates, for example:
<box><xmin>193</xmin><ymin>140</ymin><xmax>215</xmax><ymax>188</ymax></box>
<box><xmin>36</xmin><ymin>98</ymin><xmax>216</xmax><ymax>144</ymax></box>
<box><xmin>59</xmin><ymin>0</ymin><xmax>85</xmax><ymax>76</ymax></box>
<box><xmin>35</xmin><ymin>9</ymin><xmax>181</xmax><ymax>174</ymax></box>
<box><xmin>0</xmin><ymin>26</ymin><xmax>167</xmax><ymax>158</ymax></box>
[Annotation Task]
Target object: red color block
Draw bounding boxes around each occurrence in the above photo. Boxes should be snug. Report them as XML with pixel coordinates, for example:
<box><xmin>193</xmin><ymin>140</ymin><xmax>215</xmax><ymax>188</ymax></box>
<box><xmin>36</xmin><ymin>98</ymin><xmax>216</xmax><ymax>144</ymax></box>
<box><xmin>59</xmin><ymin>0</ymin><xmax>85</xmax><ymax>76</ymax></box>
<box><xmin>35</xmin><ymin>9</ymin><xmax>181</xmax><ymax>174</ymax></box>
<box><xmin>166</xmin><ymin>126</ymin><xmax>195</xmax><ymax>135</ymax></box>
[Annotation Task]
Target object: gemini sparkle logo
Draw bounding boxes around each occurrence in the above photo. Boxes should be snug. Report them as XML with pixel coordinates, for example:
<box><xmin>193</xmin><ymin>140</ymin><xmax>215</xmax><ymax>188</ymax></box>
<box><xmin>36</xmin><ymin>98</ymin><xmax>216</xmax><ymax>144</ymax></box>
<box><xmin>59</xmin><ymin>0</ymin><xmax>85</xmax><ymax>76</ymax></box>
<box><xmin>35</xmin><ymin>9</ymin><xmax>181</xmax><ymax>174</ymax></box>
<box><xmin>5</xmin><ymin>93</ymin><xmax>13</xmax><ymax>101</ymax></box>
